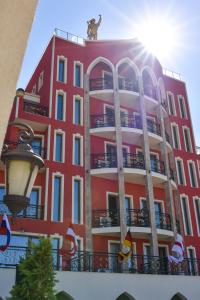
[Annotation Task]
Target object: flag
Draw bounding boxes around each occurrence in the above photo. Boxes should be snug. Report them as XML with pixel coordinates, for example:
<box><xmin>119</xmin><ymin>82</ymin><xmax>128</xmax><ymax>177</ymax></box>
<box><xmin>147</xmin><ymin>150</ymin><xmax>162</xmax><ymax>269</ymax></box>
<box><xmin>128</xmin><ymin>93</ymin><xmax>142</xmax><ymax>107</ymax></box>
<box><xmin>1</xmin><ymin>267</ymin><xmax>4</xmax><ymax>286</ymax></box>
<box><xmin>168</xmin><ymin>234</ymin><xmax>184</xmax><ymax>264</ymax></box>
<box><xmin>60</xmin><ymin>224</ymin><xmax>78</xmax><ymax>257</ymax></box>
<box><xmin>0</xmin><ymin>214</ymin><xmax>11</xmax><ymax>252</ymax></box>
<box><xmin>118</xmin><ymin>230</ymin><xmax>133</xmax><ymax>262</ymax></box>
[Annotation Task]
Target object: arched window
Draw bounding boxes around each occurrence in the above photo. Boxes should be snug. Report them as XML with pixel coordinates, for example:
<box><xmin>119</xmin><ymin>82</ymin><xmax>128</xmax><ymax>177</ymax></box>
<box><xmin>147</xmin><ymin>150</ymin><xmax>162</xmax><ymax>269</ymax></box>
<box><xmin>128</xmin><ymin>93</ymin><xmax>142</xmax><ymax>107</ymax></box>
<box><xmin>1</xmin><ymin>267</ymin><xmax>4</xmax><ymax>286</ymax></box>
<box><xmin>116</xmin><ymin>292</ymin><xmax>136</xmax><ymax>300</ymax></box>
<box><xmin>117</xmin><ymin>62</ymin><xmax>138</xmax><ymax>92</ymax></box>
<box><xmin>170</xmin><ymin>293</ymin><xmax>188</xmax><ymax>300</ymax></box>
<box><xmin>142</xmin><ymin>69</ymin><xmax>156</xmax><ymax>98</ymax></box>
<box><xmin>56</xmin><ymin>291</ymin><xmax>75</xmax><ymax>300</ymax></box>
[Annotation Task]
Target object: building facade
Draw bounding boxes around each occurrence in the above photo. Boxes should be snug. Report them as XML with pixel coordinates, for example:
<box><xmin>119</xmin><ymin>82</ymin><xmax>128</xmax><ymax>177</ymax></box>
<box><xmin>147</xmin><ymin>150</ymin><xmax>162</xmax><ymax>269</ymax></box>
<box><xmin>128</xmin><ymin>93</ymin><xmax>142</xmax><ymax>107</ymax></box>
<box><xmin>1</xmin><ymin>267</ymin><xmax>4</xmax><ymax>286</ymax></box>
<box><xmin>0</xmin><ymin>30</ymin><xmax>200</xmax><ymax>299</ymax></box>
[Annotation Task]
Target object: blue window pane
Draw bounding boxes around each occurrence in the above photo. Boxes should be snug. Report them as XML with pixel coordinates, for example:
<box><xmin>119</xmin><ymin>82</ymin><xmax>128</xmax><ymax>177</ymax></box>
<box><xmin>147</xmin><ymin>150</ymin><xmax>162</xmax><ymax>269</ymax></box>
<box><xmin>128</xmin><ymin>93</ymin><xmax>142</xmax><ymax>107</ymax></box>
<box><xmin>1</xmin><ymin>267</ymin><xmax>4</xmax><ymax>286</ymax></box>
<box><xmin>75</xmin><ymin>99</ymin><xmax>81</xmax><ymax>125</ymax></box>
<box><xmin>31</xmin><ymin>138</ymin><xmax>42</xmax><ymax>156</ymax></box>
<box><xmin>74</xmin><ymin>180</ymin><xmax>80</xmax><ymax>223</ymax></box>
<box><xmin>75</xmin><ymin>64</ymin><xmax>81</xmax><ymax>87</ymax></box>
<box><xmin>55</xmin><ymin>134</ymin><xmax>63</xmax><ymax>162</ymax></box>
<box><xmin>74</xmin><ymin>138</ymin><xmax>81</xmax><ymax>165</ymax></box>
<box><xmin>58</xmin><ymin>60</ymin><xmax>65</xmax><ymax>82</ymax></box>
<box><xmin>0</xmin><ymin>187</ymin><xmax>5</xmax><ymax>201</ymax></box>
<box><xmin>53</xmin><ymin>176</ymin><xmax>61</xmax><ymax>221</ymax></box>
<box><xmin>57</xmin><ymin>94</ymin><xmax>64</xmax><ymax>120</ymax></box>
<box><xmin>19</xmin><ymin>189</ymin><xmax>39</xmax><ymax>218</ymax></box>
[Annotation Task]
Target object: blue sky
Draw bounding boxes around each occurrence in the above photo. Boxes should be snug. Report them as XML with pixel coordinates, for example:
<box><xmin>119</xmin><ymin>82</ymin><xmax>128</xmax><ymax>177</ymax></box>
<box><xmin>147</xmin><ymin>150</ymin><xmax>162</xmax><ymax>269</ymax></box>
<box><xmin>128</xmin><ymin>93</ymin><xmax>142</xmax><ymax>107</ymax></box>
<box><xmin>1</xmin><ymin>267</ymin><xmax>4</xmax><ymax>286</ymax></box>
<box><xmin>17</xmin><ymin>0</ymin><xmax>200</xmax><ymax>145</ymax></box>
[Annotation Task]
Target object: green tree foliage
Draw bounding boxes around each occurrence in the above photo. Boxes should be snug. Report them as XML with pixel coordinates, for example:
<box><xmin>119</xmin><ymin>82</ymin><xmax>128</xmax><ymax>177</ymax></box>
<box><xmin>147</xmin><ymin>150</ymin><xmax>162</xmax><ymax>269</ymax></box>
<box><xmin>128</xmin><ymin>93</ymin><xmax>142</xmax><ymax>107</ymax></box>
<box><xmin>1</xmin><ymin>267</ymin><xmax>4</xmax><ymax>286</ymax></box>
<box><xmin>8</xmin><ymin>237</ymin><xmax>57</xmax><ymax>300</ymax></box>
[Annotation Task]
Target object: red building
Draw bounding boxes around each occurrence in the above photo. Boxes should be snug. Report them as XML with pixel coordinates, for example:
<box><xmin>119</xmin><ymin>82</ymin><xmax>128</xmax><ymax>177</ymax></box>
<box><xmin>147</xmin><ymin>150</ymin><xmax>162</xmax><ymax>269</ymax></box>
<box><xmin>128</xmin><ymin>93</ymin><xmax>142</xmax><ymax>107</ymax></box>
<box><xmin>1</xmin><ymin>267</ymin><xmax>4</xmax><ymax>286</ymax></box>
<box><xmin>1</xmin><ymin>29</ymin><xmax>200</xmax><ymax>274</ymax></box>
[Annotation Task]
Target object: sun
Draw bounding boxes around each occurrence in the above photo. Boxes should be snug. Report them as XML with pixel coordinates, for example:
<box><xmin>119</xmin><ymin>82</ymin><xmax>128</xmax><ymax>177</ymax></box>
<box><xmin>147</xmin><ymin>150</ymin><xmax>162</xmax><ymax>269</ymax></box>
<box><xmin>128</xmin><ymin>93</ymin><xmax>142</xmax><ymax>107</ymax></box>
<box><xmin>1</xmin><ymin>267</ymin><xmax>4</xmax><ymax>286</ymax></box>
<box><xmin>135</xmin><ymin>16</ymin><xmax>178</xmax><ymax>61</ymax></box>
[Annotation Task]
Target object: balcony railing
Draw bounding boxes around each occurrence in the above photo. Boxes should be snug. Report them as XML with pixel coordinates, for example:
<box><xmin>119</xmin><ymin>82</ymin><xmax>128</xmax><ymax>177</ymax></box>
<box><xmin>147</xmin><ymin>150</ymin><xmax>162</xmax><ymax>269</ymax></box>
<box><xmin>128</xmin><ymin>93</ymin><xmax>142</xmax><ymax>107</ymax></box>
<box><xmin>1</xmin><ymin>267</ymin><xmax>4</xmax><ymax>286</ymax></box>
<box><xmin>90</xmin><ymin>78</ymin><xmax>113</xmax><ymax>91</ymax></box>
<box><xmin>4</xmin><ymin>140</ymin><xmax>47</xmax><ymax>159</ymax></box>
<box><xmin>155</xmin><ymin>212</ymin><xmax>171</xmax><ymax>230</ymax></box>
<box><xmin>143</xmin><ymin>85</ymin><xmax>158</xmax><ymax>100</ymax></box>
<box><xmin>121</xmin><ymin>115</ymin><xmax>142</xmax><ymax>129</ymax></box>
<box><xmin>170</xmin><ymin>168</ymin><xmax>176</xmax><ymax>182</ymax></box>
<box><xmin>90</xmin><ymin>114</ymin><xmax>115</xmax><ymax>128</ymax></box>
<box><xmin>150</xmin><ymin>159</ymin><xmax>165</xmax><ymax>175</ymax></box>
<box><xmin>165</xmin><ymin>131</ymin><xmax>171</xmax><ymax>144</ymax></box>
<box><xmin>147</xmin><ymin>121</ymin><xmax>161</xmax><ymax>136</ymax></box>
<box><xmin>64</xmin><ymin>251</ymin><xmax>200</xmax><ymax>276</ymax></box>
<box><xmin>91</xmin><ymin>153</ymin><xmax>117</xmax><ymax>169</ymax></box>
<box><xmin>123</xmin><ymin>154</ymin><xmax>145</xmax><ymax>169</ymax></box>
<box><xmin>92</xmin><ymin>208</ymin><xmax>149</xmax><ymax>228</ymax></box>
<box><xmin>0</xmin><ymin>201</ymin><xmax>44</xmax><ymax>220</ymax></box>
<box><xmin>118</xmin><ymin>78</ymin><xmax>139</xmax><ymax>93</ymax></box>
<box><xmin>23</xmin><ymin>101</ymin><xmax>49</xmax><ymax>117</ymax></box>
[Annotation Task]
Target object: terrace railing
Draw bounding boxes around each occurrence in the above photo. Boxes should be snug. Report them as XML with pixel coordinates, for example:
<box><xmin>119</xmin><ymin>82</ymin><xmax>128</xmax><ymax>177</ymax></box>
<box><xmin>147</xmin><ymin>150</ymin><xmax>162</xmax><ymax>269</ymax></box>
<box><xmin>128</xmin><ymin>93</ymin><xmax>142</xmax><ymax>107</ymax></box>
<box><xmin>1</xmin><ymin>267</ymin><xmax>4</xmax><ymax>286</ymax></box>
<box><xmin>147</xmin><ymin>121</ymin><xmax>161</xmax><ymax>136</ymax></box>
<box><xmin>91</xmin><ymin>153</ymin><xmax>117</xmax><ymax>169</ymax></box>
<box><xmin>23</xmin><ymin>101</ymin><xmax>49</xmax><ymax>117</ymax></box>
<box><xmin>155</xmin><ymin>212</ymin><xmax>172</xmax><ymax>231</ymax></box>
<box><xmin>150</xmin><ymin>159</ymin><xmax>165</xmax><ymax>175</ymax></box>
<box><xmin>118</xmin><ymin>78</ymin><xmax>139</xmax><ymax>93</ymax></box>
<box><xmin>123</xmin><ymin>154</ymin><xmax>145</xmax><ymax>169</ymax></box>
<box><xmin>89</xmin><ymin>78</ymin><xmax>113</xmax><ymax>91</ymax></box>
<box><xmin>90</xmin><ymin>114</ymin><xmax>115</xmax><ymax>128</ymax></box>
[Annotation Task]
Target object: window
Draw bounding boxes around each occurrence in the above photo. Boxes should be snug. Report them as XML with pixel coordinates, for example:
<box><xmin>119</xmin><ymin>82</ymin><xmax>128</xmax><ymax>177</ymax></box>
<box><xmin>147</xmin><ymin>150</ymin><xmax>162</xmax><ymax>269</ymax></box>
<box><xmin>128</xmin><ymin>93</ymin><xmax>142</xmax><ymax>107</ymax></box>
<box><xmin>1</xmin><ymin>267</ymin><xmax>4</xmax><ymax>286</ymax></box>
<box><xmin>167</xmin><ymin>92</ymin><xmax>176</xmax><ymax>115</ymax></box>
<box><xmin>55</xmin><ymin>132</ymin><xmax>63</xmax><ymax>162</ymax></box>
<box><xmin>0</xmin><ymin>186</ymin><xmax>5</xmax><ymax>200</ymax></box>
<box><xmin>194</xmin><ymin>197</ymin><xmax>200</xmax><ymax>235</ymax></box>
<box><xmin>57</xmin><ymin>56</ymin><xmax>67</xmax><ymax>83</ymax></box>
<box><xmin>73</xmin><ymin>135</ymin><xmax>82</xmax><ymax>166</ymax></box>
<box><xmin>73</xmin><ymin>96</ymin><xmax>82</xmax><ymax>125</ymax></box>
<box><xmin>20</xmin><ymin>188</ymin><xmax>40</xmax><ymax>218</ymax></box>
<box><xmin>53</xmin><ymin>176</ymin><xmax>62</xmax><ymax>221</ymax></box>
<box><xmin>171</xmin><ymin>124</ymin><xmax>181</xmax><ymax>149</ymax></box>
<box><xmin>178</xmin><ymin>96</ymin><xmax>187</xmax><ymax>119</ymax></box>
<box><xmin>56</xmin><ymin>94</ymin><xmax>64</xmax><ymax>120</ymax></box>
<box><xmin>74</xmin><ymin>62</ymin><xmax>83</xmax><ymax>88</ymax></box>
<box><xmin>175</xmin><ymin>158</ymin><xmax>185</xmax><ymax>185</ymax></box>
<box><xmin>181</xmin><ymin>195</ymin><xmax>192</xmax><ymax>235</ymax></box>
<box><xmin>187</xmin><ymin>247</ymin><xmax>197</xmax><ymax>275</ymax></box>
<box><xmin>73</xmin><ymin>178</ymin><xmax>82</xmax><ymax>224</ymax></box>
<box><xmin>31</xmin><ymin>137</ymin><xmax>43</xmax><ymax>156</ymax></box>
<box><xmin>188</xmin><ymin>161</ymin><xmax>198</xmax><ymax>188</ymax></box>
<box><xmin>38</xmin><ymin>71</ymin><xmax>44</xmax><ymax>92</ymax></box>
<box><xmin>183</xmin><ymin>127</ymin><xmax>192</xmax><ymax>152</ymax></box>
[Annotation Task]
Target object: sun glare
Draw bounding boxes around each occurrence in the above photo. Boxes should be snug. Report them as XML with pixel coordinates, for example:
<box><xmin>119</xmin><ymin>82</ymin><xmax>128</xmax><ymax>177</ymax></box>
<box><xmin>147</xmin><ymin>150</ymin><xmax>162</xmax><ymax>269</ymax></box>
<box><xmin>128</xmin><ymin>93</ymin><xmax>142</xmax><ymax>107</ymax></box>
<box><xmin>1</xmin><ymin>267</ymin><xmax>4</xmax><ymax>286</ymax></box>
<box><xmin>135</xmin><ymin>17</ymin><xmax>178</xmax><ymax>61</ymax></box>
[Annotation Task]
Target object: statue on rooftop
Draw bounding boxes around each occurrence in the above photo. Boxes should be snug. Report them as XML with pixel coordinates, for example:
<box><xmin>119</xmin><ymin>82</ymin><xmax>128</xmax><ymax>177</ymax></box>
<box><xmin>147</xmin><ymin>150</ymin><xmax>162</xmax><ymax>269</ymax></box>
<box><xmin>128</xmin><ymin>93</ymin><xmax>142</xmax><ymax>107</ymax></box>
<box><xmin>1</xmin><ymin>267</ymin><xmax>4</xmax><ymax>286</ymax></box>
<box><xmin>87</xmin><ymin>15</ymin><xmax>102</xmax><ymax>40</ymax></box>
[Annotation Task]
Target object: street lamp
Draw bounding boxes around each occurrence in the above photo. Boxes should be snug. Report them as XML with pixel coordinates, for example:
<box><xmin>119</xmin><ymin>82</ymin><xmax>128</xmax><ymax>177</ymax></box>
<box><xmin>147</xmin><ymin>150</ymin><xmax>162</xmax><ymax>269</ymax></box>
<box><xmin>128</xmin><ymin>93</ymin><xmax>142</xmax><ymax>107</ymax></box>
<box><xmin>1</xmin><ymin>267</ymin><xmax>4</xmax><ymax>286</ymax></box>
<box><xmin>1</xmin><ymin>121</ymin><xmax>44</xmax><ymax>218</ymax></box>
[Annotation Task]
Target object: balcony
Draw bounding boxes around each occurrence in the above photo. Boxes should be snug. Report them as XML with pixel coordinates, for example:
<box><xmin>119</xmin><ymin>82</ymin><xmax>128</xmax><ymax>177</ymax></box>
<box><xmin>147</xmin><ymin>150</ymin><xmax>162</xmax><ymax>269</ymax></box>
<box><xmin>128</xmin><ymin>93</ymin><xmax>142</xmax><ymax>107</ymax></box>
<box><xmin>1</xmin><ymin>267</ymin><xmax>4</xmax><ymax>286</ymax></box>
<box><xmin>118</xmin><ymin>78</ymin><xmax>139</xmax><ymax>93</ymax></box>
<box><xmin>170</xmin><ymin>168</ymin><xmax>177</xmax><ymax>189</ymax></box>
<box><xmin>0</xmin><ymin>201</ymin><xmax>44</xmax><ymax>220</ymax></box>
<box><xmin>147</xmin><ymin>121</ymin><xmax>161</xmax><ymax>136</ymax></box>
<box><xmin>64</xmin><ymin>251</ymin><xmax>200</xmax><ymax>276</ymax></box>
<box><xmin>89</xmin><ymin>78</ymin><xmax>113</xmax><ymax>102</ymax></box>
<box><xmin>150</xmin><ymin>159</ymin><xmax>165</xmax><ymax>175</ymax></box>
<box><xmin>143</xmin><ymin>85</ymin><xmax>159</xmax><ymax>113</ymax></box>
<box><xmin>23</xmin><ymin>101</ymin><xmax>49</xmax><ymax>117</ymax></box>
<box><xmin>155</xmin><ymin>212</ymin><xmax>171</xmax><ymax>231</ymax></box>
<box><xmin>118</xmin><ymin>79</ymin><xmax>140</xmax><ymax>108</ymax></box>
<box><xmin>92</xmin><ymin>208</ymin><xmax>149</xmax><ymax>229</ymax></box>
<box><xmin>150</xmin><ymin>159</ymin><xmax>167</xmax><ymax>186</ymax></box>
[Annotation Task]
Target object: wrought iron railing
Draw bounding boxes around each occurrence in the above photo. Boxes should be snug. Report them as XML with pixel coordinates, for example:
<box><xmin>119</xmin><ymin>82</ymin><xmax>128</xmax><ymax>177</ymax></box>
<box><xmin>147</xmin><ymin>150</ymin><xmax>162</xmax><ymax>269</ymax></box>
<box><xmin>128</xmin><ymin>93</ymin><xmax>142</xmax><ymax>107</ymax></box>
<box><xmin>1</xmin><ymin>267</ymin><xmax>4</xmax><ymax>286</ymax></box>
<box><xmin>0</xmin><ymin>201</ymin><xmax>44</xmax><ymax>220</ymax></box>
<box><xmin>3</xmin><ymin>140</ymin><xmax>47</xmax><ymax>159</ymax></box>
<box><xmin>143</xmin><ymin>85</ymin><xmax>158</xmax><ymax>100</ymax></box>
<box><xmin>118</xmin><ymin>78</ymin><xmax>139</xmax><ymax>93</ymax></box>
<box><xmin>0</xmin><ymin>246</ymin><xmax>59</xmax><ymax>269</ymax></box>
<box><xmin>90</xmin><ymin>78</ymin><xmax>113</xmax><ymax>91</ymax></box>
<box><xmin>155</xmin><ymin>212</ymin><xmax>171</xmax><ymax>230</ymax></box>
<box><xmin>91</xmin><ymin>153</ymin><xmax>117</xmax><ymax>169</ymax></box>
<box><xmin>147</xmin><ymin>121</ymin><xmax>161</xmax><ymax>136</ymax></box>
<box><xmin>165</xmin><ymin>131</ymin><xmax>171</xmax><ymax>144</ymax></box>
<box><xmin>150</xmin><ymin>159</ymin><xmax>165</xmax><ymax>175</ymax></box>
<box><xmin>92</xmin><ymin>208</ymin><xmax>149</xmax><ymax>228</ymax></box>
<box><xmin>23</xmin><ymin>101</ymin><xmax>49</xmax><ymax>117</ymax></box>
<box><xmin>123</xmin><ymin>154</ymin><xmax>145</xmax><ymax>169</ymax></box>
<box><xmin>170</xmin><ymin>168</ymin><xmax>176</xmax><ymax>182</ymax></box>
<box><xmin>54</xmin><ymin>28</ymin><xmax>84</xmax><ymax>45</ymax></box>
<box><xmin>90</xmin><ymin>114</ymin><xmax>115</xmax><ymax>128</ymax></box>
<box><xmin>121</xmin><ymin>115</ymin><xmax>142</xmax><ymax>129</ymax></box>
<box><xmin>63</xmin><ymin>251</ymin><xmax>200</xmax><ymax>276</ymax></box>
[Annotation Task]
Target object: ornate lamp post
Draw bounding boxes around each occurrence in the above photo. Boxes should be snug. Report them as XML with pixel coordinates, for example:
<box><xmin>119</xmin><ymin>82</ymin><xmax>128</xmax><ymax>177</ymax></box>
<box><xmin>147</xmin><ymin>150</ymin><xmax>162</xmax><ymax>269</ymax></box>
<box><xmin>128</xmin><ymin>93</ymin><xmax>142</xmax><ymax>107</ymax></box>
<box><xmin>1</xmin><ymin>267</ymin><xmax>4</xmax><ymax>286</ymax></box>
<box><xmin>1</xmin><ymin>121</ymin><xmax>44</xmax><ymax>218</ymax></box>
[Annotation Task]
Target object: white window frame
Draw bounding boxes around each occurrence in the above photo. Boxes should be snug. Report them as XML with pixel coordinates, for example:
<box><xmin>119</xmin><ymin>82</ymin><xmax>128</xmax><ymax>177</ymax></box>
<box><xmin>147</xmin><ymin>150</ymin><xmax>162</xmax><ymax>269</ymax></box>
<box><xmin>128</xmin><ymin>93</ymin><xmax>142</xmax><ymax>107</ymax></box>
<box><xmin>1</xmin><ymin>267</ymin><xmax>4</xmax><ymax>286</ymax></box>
<box><xmin>55</xmin><ymin>90</ymin><xmax>66</xmax><ymax>121</ymax></box>
<box><xmin>104</xmin><ymin>141</ymin><xmax>130</xmax><ymax>154</ymax></box>
<box><xmin>183</xmin><ymin>126</ymin><xmax>193</xmax><ymax>153</ymax></box>
<box><xmin>73</xmin><ymin>134</ymin><xmax>83</xmax><ymax>166</ymax></box>
<box><xmin>51</xmin><ymin>172</ymin><xmax>64</xmax><ymax>222</ymax></box>
<box><xmin>171</xmin><ymin>123</ymin><xmax>181</xmax><ymax>150</ymax></box>
<box><xmin>38</xmin><ymin>71</ymin><xmax>44</xmax><ymax>92</ymax></box>
<box><xmin>73</xmin><ymin>95</ymin><xmax>83</xmax><ymax>125</ymax></box>
<box><xmin>167</xmin><ymin>91</ymin><xmax>176</xmax><ymax>115</ymax></box>
<box><xmin>73</xmin><ymin>61</ymin><xmax>83</xmax><ymax>88</ymax></box>
<box><xmin>72</xmin><ymin>175</ymin><xmax>83</xmax><ymax>224</ymax></box>
<box><xmin>53</xmin><ymin>129</ymin><xmax>65</xmax><ymax>163</ymax></box>
<box><xmin>180</xmin><ymin>194</ymin><xmax>193</xmax><ymax>236</ymax></box>
<box><xmin>32</xmin><ymin>185</ymin><xmax>42</xmax><ymax>207</ymax></box>
<box><xmin>175</xmin><ymin>157</ymin><xmax>186</xmax><ymax>185</ymax></box>
<box><xmin>186</xmin><ymin>246</ymin><xmax>198</xmax><ymax>274</ymax></box>
<box><xmin>57</xmin><ymin>55</ymin><xmax>67</xmax><ymax>83</ymax></box>
<box><xmin>154</xmin><ymin>199</ymin><xmax>165</xmax><ymax>213</ymax></box>
<box><xmin>32</xmin><ymin>134</ymin><xmax>45</xmax><ymax>157</ymax></box>
<box><xmin>178</xmin><ymin>95</ymin><xmax>187</xmax><ymax>119</ymax></box>
<box><xmin>188</xmin><ymin>160</ymin><xmax>198</xmax><ymax>188</ymax></box>
<box><xmin>193</xmin><ymin>196</ymin><xmax>200</xmax><ymax>236</ymax></box>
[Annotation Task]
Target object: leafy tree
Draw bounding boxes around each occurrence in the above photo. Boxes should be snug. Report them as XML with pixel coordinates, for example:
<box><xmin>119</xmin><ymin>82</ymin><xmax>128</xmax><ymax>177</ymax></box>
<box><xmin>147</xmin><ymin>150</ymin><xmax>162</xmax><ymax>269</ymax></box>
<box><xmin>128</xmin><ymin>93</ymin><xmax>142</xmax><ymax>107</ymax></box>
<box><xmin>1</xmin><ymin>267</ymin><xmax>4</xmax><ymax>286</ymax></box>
<box><xmin>8</xmin><ymin>237</ymin><xmax>57</xmax><ymax>300</ymax></box>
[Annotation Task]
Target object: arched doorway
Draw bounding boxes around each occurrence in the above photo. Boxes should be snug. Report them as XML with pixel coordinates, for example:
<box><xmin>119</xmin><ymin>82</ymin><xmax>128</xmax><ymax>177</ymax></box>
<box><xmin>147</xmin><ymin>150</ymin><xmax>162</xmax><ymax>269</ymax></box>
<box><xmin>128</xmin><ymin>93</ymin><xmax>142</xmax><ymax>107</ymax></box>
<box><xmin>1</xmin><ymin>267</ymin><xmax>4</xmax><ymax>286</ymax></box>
<box><xmin>170</xmin><ymin>293</ymin><xmax>188</xmax><ymax>300</ymax></box>
<box><xmin>56</xmin><ymin>291</ymin><xmax>75</xmax><ymax>300</ymax></box>
<box><xmin>116</xmin><ymin>292</ymin><xmax>136</xmax><ymax>300</ymax></box>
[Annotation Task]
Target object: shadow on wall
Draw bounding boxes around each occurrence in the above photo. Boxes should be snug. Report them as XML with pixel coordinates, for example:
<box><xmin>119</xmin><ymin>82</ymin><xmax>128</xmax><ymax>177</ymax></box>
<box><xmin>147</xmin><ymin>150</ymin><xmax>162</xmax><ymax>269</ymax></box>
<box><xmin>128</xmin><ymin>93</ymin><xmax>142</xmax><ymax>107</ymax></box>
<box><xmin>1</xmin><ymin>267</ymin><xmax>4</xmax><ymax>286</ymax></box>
<box><xmin>116</xmin><ymin>292</ymin><xmax>136</xmax><ymax>300</ymax></box>
<box><xmin>56</xmin><ymin>291</ymin><xmax>75</xmax><ymax>300</ymax></box>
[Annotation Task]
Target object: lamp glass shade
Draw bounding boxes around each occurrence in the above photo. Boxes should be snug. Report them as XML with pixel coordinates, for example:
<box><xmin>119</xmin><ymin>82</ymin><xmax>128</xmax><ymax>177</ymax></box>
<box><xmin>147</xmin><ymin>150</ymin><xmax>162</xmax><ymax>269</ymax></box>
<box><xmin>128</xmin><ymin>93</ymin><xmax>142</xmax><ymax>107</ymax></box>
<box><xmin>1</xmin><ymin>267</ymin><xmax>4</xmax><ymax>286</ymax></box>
<box><xmin>26</xmin><ymin>164</ymin><xmax>39</xmax><ymax>197</ymax></box>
